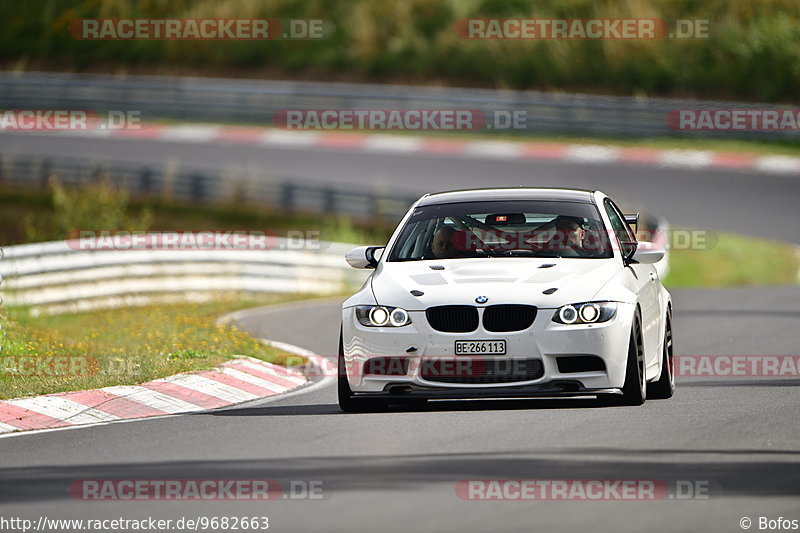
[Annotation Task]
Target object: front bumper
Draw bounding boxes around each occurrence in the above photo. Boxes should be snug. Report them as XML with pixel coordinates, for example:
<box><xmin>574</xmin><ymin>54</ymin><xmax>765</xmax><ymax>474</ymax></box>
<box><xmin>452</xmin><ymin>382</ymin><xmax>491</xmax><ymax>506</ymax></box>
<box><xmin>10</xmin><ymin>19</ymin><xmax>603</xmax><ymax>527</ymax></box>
<box><xmin>341</xmin><ymin>303</ymin><xmax>635</xmax><ymax>397</ymax></box>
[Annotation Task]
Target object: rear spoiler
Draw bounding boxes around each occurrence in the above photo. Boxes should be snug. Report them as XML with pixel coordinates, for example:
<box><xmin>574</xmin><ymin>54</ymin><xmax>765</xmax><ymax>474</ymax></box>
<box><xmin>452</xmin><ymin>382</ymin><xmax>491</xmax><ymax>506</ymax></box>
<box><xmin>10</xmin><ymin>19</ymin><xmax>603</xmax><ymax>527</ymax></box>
<box><xmin>624</xmin><ymin>212</ymin><xmax>639</xmax><ymax>228</ymax></box>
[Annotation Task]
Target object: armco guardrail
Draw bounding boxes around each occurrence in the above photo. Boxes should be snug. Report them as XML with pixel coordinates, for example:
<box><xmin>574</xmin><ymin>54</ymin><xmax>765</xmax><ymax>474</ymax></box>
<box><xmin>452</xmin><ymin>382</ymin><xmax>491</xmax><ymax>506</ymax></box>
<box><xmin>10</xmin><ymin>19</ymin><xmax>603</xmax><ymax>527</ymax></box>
<box><xmin>0</xmin><ymin>71</ymin><xmax>796</xmax><ymax>140</ymax></box>
<box><xmin>0</xmin><ymin>239</ymin><xmax>370</xmax><ymax>315</ymax></box>
<box><xmin>0</xmin><ymin>154</ymin><xmax>420</xmax><ymax>221</ymax></box>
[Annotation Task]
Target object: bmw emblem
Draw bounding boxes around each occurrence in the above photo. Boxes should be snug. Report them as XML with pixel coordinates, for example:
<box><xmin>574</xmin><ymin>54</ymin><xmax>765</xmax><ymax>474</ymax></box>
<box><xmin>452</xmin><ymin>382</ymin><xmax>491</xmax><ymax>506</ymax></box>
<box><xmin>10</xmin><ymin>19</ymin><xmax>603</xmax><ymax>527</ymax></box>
<box><xmin>475</xmin><ymin>296</ymin><xmax>489</xmax><ymax>304</ymax></box>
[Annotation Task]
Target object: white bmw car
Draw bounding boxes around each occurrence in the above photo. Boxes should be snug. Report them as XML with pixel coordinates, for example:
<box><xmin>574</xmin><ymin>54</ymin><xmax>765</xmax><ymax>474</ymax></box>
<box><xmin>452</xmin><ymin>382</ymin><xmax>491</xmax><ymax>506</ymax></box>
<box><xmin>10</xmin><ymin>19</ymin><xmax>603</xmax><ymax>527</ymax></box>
<box><xmin>339</xmin><ymin>188</ymin><xmax>674</xmax><ymax>411</ymax></box>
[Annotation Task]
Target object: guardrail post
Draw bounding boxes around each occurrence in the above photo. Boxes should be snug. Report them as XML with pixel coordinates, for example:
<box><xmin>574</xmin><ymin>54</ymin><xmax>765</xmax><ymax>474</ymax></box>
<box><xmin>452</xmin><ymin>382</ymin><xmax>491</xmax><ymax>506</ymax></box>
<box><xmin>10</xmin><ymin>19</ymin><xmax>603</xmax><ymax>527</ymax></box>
<box><xmin>281</xmin><ymin>182</ymin><xmax>295</xmax><ymax>211</ymax></box>
<box><xmin>369</xmin><ymin>191</ymin><xmax>380</xmax><ymax>218</ymax></box>
<box><xmin>39</xmin><ymin>159</ymin><xmax>51</xmax><ymax>190</ymax></box>
<box><xmin>189</xmin><ymin>172</ymin><xmax>206</xmax><ymax>202</ymax></box>
<box><xmin>324</xmin><ymin>187</ymin><xmax>336</xmax><ymax>214</ymax></box>
<box><xmin>139</xmin><ymin>168</ymin><xmax>154</xmax><ymax>195</ymax></box>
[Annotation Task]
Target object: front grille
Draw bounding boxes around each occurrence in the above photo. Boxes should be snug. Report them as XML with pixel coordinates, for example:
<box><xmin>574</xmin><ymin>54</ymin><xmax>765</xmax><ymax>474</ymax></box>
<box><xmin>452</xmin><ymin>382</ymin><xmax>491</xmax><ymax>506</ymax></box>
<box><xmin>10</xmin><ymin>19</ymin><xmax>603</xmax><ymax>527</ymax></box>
<box><xmin>482</xmin><ymin>305</ymin><xmax>538</xmax><ymax>332</ymax></box>
<box><xmin>426</xmin><ymin>305</ymin><xmax>479</xmax><ymax>333</ymax></box>
<box><xmin>420</xmin><ymin>358</ymin><xmax>544</xmax><ymax>384</ymax></box>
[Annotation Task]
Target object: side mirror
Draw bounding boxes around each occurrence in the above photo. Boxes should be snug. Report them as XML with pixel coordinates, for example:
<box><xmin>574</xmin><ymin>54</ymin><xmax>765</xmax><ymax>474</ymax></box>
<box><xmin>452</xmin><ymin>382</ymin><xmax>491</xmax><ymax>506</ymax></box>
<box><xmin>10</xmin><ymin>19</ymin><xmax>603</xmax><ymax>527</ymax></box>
<box><xmin>624</xmin><ymin>212</ymin><xmax>639</xmax><ymax>231</ymax></box>
<box><xmin>345</xmin><ymin>246</ymin><xmax>384</xmax><ymax>269</ymax></box>
<box><xmin>629</xmin><ymin>241</ymin><xmax>665</xmax><ymax>265</ymax></box>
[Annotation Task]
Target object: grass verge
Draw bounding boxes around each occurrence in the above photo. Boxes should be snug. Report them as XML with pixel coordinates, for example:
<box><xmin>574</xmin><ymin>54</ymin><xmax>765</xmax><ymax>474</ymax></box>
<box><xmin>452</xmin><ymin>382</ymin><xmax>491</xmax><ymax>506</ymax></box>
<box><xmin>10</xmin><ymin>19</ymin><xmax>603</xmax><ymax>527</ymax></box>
<box><xmin>663</xmin><ymin>231</ymin><xmax>800</xmax><ymax>288</ymax></box>
<box><xmin>0</xmin><ymin>293</ymin><xmax>324</xmax><ymax>400</ymax></box>
<box><xmin>0</xmin><ymin>186</ymin><xmax>395</xmax><ymax>247</ymax></box>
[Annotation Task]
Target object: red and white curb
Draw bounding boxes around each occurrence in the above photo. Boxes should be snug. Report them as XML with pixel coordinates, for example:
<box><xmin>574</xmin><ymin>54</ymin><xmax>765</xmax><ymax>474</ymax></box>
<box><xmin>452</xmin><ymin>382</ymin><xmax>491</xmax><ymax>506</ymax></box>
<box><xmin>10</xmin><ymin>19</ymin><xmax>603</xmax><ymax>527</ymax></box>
<box><xmin>0</xmin><ymin>356</ymin><xmax>308</xmax><ymax>436</ymax></box>
<box><xmin>7</xmin><ymin>125</ymin><xmax>799</xmax><ymax>175</ymax></box>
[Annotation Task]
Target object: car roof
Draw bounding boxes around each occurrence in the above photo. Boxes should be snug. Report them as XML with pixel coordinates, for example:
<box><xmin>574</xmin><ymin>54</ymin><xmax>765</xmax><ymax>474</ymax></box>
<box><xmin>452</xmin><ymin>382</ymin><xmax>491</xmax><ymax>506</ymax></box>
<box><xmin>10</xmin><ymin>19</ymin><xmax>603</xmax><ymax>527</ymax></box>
<box><xmin>416</xmin><ymin>187</ymin><xmax>597</xmax><ymax>206</ymax></box>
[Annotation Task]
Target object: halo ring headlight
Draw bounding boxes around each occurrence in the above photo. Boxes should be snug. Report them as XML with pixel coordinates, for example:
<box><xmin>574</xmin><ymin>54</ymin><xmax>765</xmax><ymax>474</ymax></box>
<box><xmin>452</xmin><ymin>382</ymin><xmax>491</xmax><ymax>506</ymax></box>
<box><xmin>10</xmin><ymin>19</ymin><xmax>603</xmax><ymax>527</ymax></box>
<box><xmin>369</xmin><ymin>306</ymin><xmax>390</xmax><ymax>326</ymax></box>
<box><xmin>579</xmin><ymin>303</ymin><xmax>600</xmax><ymax>323</ymax></box>
<box><xmin>389</xmin><ymin>308</ymin><xmax>409</xmax><ymax>327</ymax></box>
<box><xmin>558</xmin><ymin>305</ymin><xmax>578</xmax><ymax>324</ymax></box>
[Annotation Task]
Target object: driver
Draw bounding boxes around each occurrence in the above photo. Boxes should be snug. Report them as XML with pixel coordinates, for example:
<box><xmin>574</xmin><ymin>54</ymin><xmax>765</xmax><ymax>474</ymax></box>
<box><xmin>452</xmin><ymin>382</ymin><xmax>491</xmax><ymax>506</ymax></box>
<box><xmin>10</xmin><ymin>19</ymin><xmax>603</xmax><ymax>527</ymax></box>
<box><xmin>545</xmin><ymin>215</ymin><xmax>587</xmax><ymax>257</ymax></box>
<box><xmin>431</xmin><ymin>226</ymin><xmax>462</xmax><ymax>259</ymax></box>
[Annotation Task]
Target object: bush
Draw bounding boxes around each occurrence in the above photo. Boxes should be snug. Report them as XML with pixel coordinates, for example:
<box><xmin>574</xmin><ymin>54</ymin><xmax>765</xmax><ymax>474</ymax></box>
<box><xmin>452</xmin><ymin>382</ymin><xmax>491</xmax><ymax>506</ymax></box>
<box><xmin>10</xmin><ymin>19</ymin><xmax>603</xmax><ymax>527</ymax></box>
<box><xmin>23</xmin><ymin>177</ymin><xmax>152</xmax><ymax>242</ymax></box>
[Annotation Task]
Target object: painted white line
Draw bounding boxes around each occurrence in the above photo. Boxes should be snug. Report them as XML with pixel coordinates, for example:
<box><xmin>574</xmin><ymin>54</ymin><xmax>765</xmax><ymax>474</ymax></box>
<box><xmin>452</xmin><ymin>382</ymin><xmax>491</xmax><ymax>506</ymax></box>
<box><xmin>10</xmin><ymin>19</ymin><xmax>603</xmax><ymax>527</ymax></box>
<box><xmin>102</xmin><ymin>385</ymin><xmax>204</xmax><ymax>414</ymax></box>
<box><xmin>463</xmin><ymin>141</ymin><xmax>522</xmax><ymax>159</ymax></box>
<box><xmin>259</xmin><ymin>339</ymin><xmax>318</xmax><ymax>357</ymax></box>
<box><xmin>754</xmin><ymin>156</ymin><xmax>800</xmax><ymax>174</ymax></box>
<box><xmin>564</xmin><ymin>145</ymin><xmax>621</xmax><ymax>163</ymax></box>
<box><xmin>0</xmin><ymin>413</ymin><xmax>180</xmax><ymax>440</ymax></box>
<box><xmin>160</xmin><ymin>125</ymin><xmax>221</xmax><ymax>142</ymax></box>
<box><xmin>158</xmin><ymin>374</ymin><xmax>258</xmax><ymax>403</ymax></box>
<box><xmin>657</xmin><ymin>150</ymin><xmax>714</xmax><ymax>169</ymax></box>
<box><xmin>70</xmin><ymin>128</ymin><xmax>115</xmax><ymax>138</ymax></box>
<box><xmin>362</xmin><ymin>135</ymin><xmax>424</xmax><ymax>153</ymax></box>
<box><xmin>261</xmin><ymin>130</ymin><xmax>321</xmax><ymax>146</ymax></box>
<box><xmin>229</xmin><ymin>359</ymin><xmax>307</xmax><ymax>386</ymax></box>
<box><xmin>0</xmin><ymin>421</ymin><xmax>19</xmax><ymax>434</ymax></box>
<box><xmin>217</xmin><ymin>367</ymin><xmax>287</xmax><ymax>393</ymax></box>
<box><xmin>6</xmin><ymin>396</ymin><xmax>119</xmax><ymax>425</ymax></box>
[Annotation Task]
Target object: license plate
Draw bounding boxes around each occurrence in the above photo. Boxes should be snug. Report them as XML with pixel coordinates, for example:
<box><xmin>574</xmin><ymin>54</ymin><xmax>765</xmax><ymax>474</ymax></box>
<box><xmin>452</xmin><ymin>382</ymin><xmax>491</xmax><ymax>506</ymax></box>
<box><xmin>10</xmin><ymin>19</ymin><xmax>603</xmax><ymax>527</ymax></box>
<box><xmin>454</xmin><ymin>340</ymin><xmax>506</xmax><ymax>355</ymax></box>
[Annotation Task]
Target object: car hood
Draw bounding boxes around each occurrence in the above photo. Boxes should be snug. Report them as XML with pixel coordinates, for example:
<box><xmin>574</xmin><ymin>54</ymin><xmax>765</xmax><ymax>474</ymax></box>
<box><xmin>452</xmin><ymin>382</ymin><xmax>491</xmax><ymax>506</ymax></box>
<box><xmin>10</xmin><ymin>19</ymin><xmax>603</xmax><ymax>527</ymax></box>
<box><xmin>370</xmin><ymin>258</ymin><xmax>620</xmax><ymax>310</ymax></box>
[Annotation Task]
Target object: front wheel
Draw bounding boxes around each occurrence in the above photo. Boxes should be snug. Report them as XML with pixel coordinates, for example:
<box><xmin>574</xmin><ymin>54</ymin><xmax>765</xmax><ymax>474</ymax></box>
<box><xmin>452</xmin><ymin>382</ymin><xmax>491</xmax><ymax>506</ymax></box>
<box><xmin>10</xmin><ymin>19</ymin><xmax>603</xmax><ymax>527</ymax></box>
<box><xmin>648</xmin><ymin>309</ymin><xmax>675</xmax><ymax>399</ymax></box>
<box><xmin>603</xmin><ymin>312</ymin><xmax>646</xmax><ymax>407</ymax></box>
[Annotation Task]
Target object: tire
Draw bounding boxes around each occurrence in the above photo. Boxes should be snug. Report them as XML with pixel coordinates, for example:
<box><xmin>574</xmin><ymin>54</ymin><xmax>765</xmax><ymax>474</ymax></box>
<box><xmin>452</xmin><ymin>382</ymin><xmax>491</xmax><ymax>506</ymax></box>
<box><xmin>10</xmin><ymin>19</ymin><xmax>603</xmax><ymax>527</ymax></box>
<box><xmin>337</xmin><ymin>329</ymin><xmax>387</xmax><ymax>413</ymax></box>
<box><xmin>605</xmin><ymin>311</ymin><xmax>646</xmax><ymax>406</ymax></box>
<box><xmin>648</xmin><ymin>309</ymin><xmax>675</xmax><ymax>399</ymax></box>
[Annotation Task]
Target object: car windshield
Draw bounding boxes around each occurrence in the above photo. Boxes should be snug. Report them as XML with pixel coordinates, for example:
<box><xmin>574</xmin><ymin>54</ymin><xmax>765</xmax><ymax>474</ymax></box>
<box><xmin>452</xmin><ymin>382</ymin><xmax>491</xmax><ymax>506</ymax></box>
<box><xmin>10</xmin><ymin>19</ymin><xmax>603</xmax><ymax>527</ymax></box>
<box><xmin>387</xmin><ymin>200</ymin><xmax>613</xmax><ymax>261</ymax></box>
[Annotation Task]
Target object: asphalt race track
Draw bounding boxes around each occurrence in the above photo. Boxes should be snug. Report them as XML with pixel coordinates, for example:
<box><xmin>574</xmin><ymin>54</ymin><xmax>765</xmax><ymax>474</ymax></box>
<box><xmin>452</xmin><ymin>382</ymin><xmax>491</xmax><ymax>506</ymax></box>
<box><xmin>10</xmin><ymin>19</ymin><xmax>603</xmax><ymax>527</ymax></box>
<box><xmin>1</xmin><ymin>291</ymin><xmax>799</xmax><ymax>532</ymax></box>
<box><xmin>1</xmin><ymin>135</ymin><xmax>799</xmax><ymax>533</ymax></box>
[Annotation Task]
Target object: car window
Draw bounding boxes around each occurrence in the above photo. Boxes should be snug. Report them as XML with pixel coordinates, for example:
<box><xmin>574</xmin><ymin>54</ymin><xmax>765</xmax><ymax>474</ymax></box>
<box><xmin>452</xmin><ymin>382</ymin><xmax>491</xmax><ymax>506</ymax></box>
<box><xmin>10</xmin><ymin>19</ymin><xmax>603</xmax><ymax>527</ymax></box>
<box><xmin>388</xmin><ymin>200</ymin><xmax>613</xmax><ymax>260</ymax></box>
<box><xmin>603</xmin><ymin>198</ymin><xmax>636</xmax><ymax>255</ymax></box>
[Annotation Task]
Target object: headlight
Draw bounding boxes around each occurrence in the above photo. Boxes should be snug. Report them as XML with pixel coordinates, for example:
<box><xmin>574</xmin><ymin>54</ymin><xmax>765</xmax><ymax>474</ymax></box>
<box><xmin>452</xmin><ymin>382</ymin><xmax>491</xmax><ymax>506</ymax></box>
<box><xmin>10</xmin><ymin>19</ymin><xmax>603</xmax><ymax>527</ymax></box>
<box><xmin>579</xmin><ymin>303</ymin><xmax>600</xmax><ymax>323</ymax></box>
<box><xmin>553</xmin><ymin>302</ymin><xmax>617</xmax><ymax>324</ymax></box>
<box><xmin>558</xmin><ymin>305</ymin><xmax>578</xmax><ymax>324</ymax></box>
<box><xmin>356</xmin><ymin>306</ymin><xmax>412</xmax><ymax>327</ymax></box>
<box><xmin>370</xmin><ymin>307</ymin><xmax>389</xmax><ymax>326</ymax></box>
<box><xmin>389</xmin><ymin>307</ymin><xmax>409</xmax><ymax>327</ymax></box>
